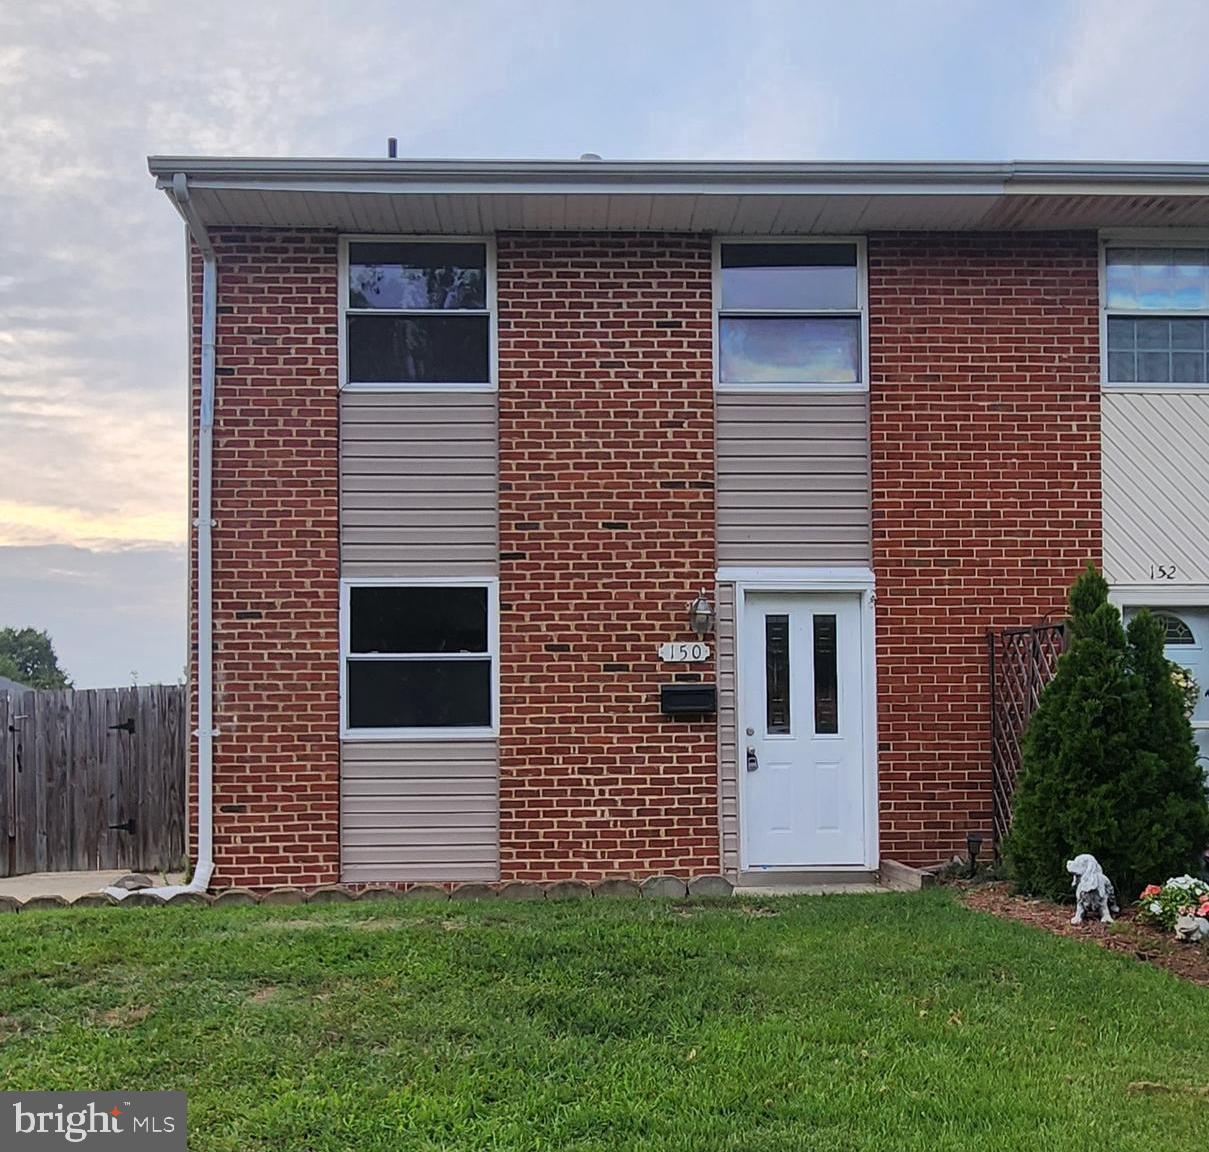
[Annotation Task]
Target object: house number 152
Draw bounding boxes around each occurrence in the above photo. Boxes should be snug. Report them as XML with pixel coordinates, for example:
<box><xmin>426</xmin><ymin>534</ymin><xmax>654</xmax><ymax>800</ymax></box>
<box><xmin>1150</xmin><ymin>564</ymin><xmax>1177</xmax><ymax>581</ymax></box>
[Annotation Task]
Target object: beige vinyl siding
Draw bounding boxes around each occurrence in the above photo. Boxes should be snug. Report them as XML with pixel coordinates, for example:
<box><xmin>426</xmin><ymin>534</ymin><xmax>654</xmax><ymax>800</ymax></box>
<box><xmin>716</xmin><ymin>392</ymin><xmax>871</xmax><ymax>566</ymax></box>
<box><xmin>340</xmin><ymin>740</ymin><xmax>499</xmax><ymax>883</ymax></box>
<box><xmin>716</xmin><ymin>582</ymin><xmax>740</xmax><ymax>877</ymax></box>
<box><xmin>340</xmin><ymin>391</ymin><xmax>498</xmax><ymax>577</ymax></box>
<box><xmin>339</xmin><ymin>390</ymin><xmax>500</xmax><ymax>882</ymax></box>
<box><xmin>1103</xmin><ymin>392</ymin><xmax>1209</xmax><ymax>585</ymax></box>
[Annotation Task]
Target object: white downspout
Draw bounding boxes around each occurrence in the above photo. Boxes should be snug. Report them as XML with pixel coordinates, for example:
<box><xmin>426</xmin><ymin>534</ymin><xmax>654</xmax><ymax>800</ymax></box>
<box><xmin>107</xmin><ymin>172</ymin><xmax>215</xmax><ymax>900</ymax></box>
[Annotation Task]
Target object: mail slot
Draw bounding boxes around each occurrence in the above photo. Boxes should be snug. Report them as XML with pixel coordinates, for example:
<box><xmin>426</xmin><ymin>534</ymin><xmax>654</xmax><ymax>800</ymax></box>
<box><xmin>659</xmin><ymin>683</ymin><xmax>717</xmax><ymax>715</ymax></box>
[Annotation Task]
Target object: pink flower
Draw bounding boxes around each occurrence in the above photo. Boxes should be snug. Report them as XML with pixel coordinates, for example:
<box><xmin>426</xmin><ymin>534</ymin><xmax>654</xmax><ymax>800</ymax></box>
<box><xmin>1198</xmin><ymin>901</ymin><xmax>1209</xmax><ymax>917</ymax></box>
<box><xmin>1141</xmin><ymin>885</ymin><xmax>1162</xmax><ymax>898</ymax></box>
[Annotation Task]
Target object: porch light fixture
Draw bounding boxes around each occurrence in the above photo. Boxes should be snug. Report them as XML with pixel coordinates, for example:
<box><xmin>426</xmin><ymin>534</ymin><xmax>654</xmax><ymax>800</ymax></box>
<box><xmin>688</xmin><ymin>593</ymin><xmax>716</xmax><ymax>638</ymax></box>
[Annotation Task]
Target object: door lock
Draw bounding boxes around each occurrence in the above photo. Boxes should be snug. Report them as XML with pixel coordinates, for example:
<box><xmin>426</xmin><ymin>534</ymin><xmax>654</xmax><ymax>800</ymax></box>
<box><xmin>746</xmin><ymin>746</ymin><xmax>759</xmax><ymax>772</ymax></box>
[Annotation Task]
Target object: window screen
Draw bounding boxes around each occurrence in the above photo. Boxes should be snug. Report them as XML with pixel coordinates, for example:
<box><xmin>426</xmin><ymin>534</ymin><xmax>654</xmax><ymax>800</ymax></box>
<box><xmin>345</xmin><ymin>242</ymin><xmax>490</xmax><ymax>386</ymax></box>
<box><xmin>345</xmin><ymin>584</ymin><xmax>493</xmax><ymax>731</ymax></box>
<box><xmin>1105</xmin><ymin>248</ymin><xmax>1209</xmax><ymax>385</ymax></box>
<box><xmin>719</xmin><ymin>243</ymin><xmax>862</xmax><ymax>386</ymax></box>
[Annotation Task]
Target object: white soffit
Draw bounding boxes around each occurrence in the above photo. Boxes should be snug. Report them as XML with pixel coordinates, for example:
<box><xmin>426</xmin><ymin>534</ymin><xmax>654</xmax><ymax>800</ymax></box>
<box><xmin>148</xmin><ymin>157</ymin><xmax>1209</xmax><ymax>234</ymax></box>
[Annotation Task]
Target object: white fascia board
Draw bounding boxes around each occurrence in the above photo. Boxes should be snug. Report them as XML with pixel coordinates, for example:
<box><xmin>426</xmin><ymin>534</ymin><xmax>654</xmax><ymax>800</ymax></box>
<box><xmin>147</xmin><ymin>155</ymin><xmax>1209</xmax><ymax>191</ymax></box>
<box><xmin>162</xmin><ymin>176</ymin><xmax>1008</xmax><ymax>200</ymax></box>
<box><xmin>148</xmin><ymin>156</ymin><xmax>1014</xmax><ymax>182</ymax></box>
<box><xmin>1010</xmin><ymin>180</ymin><xmax>1209</xmax><ymax>198</ymax></box>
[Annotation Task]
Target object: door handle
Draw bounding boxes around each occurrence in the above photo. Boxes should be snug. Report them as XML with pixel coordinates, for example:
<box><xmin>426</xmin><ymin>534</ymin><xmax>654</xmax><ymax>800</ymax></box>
<box><xmin>746</xmin><ymin>746</ymin><xmax>759</xmax><ymax>772</ymax></box>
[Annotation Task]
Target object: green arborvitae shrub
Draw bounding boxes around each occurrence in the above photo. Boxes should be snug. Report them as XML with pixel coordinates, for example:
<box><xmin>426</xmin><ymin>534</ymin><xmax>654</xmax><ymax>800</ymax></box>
<box><xmin>1005</xmin><ymin>564</ymin><xmax>1209</xmax><ymax>900</ymax></box>
<box><xmin>1118</xmin><ymin>609</ymin><xmax>1209</xmax><ymax>890</ymax></box>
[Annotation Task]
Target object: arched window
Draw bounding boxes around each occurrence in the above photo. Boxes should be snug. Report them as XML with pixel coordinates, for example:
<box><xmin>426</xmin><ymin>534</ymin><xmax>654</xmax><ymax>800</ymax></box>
<box><xmin>1152</xmin><ymin>612</ymin><xmax>1197</xmax><ymax>646</ymax></box>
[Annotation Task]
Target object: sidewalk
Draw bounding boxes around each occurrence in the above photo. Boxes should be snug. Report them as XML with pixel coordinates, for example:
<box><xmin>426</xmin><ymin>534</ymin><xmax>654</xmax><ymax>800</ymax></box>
<box><xmin>0</xmin><ymin>870</ymin><xmax>185</xmax><ymax>902</ymax></box>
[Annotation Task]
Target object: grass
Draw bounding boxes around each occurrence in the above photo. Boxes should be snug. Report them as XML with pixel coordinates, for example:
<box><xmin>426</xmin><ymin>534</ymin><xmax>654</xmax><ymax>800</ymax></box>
<box><xmin>0</xmin><ymin>890</ymin><xmax>1206</xmax><ymax>1151</ymax></box>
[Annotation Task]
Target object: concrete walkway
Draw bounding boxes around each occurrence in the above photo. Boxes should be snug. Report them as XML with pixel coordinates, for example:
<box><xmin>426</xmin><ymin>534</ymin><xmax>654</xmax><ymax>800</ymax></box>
<box><xmin>733</xmin><ymin>882</ymin><xmax>889</xmax><ymax>896</ymax></box>
<box><xmin>0</xmin><ymin>870</ymin><xmax>186</xmax><ymax>902</ymax></box>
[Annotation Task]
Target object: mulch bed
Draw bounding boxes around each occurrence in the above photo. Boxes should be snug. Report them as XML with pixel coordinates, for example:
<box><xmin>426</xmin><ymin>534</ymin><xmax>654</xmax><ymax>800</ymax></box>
<box><xmin>960</xmin><ymin>881</ymin><xmax>1209</xmax><ymax>987</ymax></box>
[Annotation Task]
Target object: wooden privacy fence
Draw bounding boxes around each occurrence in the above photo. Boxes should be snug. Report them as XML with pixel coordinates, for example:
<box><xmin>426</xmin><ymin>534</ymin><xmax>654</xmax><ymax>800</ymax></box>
<box><xmin>0</xmin><ymin>685</ymin><xmax>186</xmax><ymax>878</ymax></box>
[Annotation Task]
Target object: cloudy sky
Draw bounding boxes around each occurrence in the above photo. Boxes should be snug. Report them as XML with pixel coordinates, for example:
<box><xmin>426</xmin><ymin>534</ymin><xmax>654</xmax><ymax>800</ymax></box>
<box><xmin>2</xmin><ymin>0</ymin><xmax>1207</xmax><ymax>686</ymax></box>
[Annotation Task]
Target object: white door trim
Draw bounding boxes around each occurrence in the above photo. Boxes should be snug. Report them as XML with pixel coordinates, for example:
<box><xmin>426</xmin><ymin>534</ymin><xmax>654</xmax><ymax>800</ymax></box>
<box><xmin>719</xmin><ymin>566</ymin><xmax>876</xmax><ymax>590</ymax></box>
<box><xmin>1108</xmin><ymin>584</ymin><xmax>1209</xmax><ymax>606</ymax></box>
<box><xmin>730</xmin><ymin>569</ymin><xmax>879</xmax><ymax>871</ymax></box>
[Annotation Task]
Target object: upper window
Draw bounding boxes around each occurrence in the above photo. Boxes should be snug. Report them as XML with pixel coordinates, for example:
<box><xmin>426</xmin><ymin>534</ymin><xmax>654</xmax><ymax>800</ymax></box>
<box><xmin>1105</xmin><ymin>247</ymin><xmax>1209</xmax><ymax>386</ymax></box>
<box><xmin>717</xmin><ymin>242</ymin><xmax>864</xmax><ymax>388</ymax></box>
<box><xmin>342</xmin><ymin>582</ymin><xmax>496</xmax><ymax>736</ymax></box>
<box><xmin>343</xmin><ymin>240</ymin><xmax>492</xmax><ymax>389</ymax></box>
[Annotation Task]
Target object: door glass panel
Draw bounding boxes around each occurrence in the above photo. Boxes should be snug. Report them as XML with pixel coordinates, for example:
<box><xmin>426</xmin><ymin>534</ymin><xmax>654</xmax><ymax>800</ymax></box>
<box><xmin>1151</xmin><ymin>611</ymin><xmax>1196</xmax><ymax>645</ymax></box>
<box><xmin>765</xmin><ymin>615</ymin><xmax>790</xmax><ymax>734</ymax></box>
<box><xmin>813</xmin><ymin>614</ymin><xmax>838</xmax><ymax>734</ymax></box>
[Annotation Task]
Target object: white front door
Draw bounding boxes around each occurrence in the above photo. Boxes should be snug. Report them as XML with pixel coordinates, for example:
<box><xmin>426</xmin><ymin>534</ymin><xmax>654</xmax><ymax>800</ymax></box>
<box><xmin>741</xmin><ymin>592</ymin><xmax>867</xmax><ymax>868</ymax></box>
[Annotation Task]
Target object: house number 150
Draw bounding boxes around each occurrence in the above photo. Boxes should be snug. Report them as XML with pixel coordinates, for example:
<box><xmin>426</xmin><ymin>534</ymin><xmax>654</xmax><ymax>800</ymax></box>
<box><xmin>658</xmin><ymin>641</ymin><xmax>711</xmax><ymax>663</ymax></box>
<box><xmin>1150</xmin><ymin>564</ymin><xmax>1178</xmax><ymax>581</ymax></box>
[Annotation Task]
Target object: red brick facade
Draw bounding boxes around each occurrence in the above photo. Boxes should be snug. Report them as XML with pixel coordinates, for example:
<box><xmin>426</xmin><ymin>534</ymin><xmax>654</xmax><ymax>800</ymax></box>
<box><xmin>188</xmin><ymin>226</ymin><xmax>1102</xmax><ymax>887</ymax></box>
<box><xmin>190</xmin><ymin>229</ymin><xmax>341</xmax><ymax>888</ymax></box>
<box><xmin>495</xmin><ymin>233</ymin><xmax>719</xmax><ymax>880</ymax></box>
<box><xmin>867</xmin><ymin>232</ymin><xmax>1102</xmax><ymax>866</ymax></box>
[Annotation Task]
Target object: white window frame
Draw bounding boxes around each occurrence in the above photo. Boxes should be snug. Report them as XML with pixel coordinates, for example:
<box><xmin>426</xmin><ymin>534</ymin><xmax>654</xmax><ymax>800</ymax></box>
<box><xmin>712</xmin><ymin>236</ymin><xmax>869</xmax><ymax>393</ymax></box>
<box><xmin>339</xmin><ymin>576</ymin><xmax>500</xmax><ymax>740</ymax></box>
<box><xmin>1100</xmin><ymin>229</ymin><xmax>1209</xmax><ymax>393</ymax></box>
<box><xmin>338</xmin><ymin>235</ymin><xmax>497</xmax><ymax>392</ymax></box>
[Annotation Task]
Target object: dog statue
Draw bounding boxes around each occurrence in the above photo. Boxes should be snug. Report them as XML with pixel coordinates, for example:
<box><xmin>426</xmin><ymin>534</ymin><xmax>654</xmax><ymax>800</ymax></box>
<box><xmin>1066</xmin><ymin>853</ymin><xmax>1119</xmax><ymax>925</ymax></box>
<box><xmin>1175</xmin><ymin>915</ymin><xmax>1209</xmax><ymax>943</ymax></box>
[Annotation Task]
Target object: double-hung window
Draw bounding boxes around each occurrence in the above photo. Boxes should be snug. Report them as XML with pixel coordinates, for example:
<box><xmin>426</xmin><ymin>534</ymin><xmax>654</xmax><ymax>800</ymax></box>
<box><xmin>341</xmin><ymin>581</ymin><xmax>497</xmax><ymax>737</ymax></box>
<box><xmin>1104</xmin><ymin>246</ymin><xmax>1209</xmax><ymax>386</ymax></box>
<box><xmin>717</xmin><ymin>241</ymin><xmax>865</xmax><ymax>388</ymax></box>
<box><xmin>343</xmin><ymin>239</ymin><xmax>493</xmax><ymax>388</ymax></box>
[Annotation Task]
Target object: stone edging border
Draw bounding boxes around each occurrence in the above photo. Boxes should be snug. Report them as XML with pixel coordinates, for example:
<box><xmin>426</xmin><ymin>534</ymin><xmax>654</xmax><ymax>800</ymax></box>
<box><xmin>0</xmin><ymin>874</ymin><xmax>735</xmax><ymax>911</ymax></box>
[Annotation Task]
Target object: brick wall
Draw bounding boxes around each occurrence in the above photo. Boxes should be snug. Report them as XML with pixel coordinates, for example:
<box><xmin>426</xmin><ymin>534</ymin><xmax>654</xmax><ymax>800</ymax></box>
<box><xmin>185</xmin><ymin>224</ymin><xmax>1102</xmax><ymax>887</ymax></box>
<box><xmin>867</xmin><ymin>232</ymin><xmax>1101</xmax><ymax>866</ymax></box>
<box><xmin>495</xmin><ymin>233</ymin><xmax>719</xmax><ymax>881</ymax></box>
<box><xmin>190</xmin><ymin>229</ymin><xmax>341</xmax><ymax>888</ymax></box>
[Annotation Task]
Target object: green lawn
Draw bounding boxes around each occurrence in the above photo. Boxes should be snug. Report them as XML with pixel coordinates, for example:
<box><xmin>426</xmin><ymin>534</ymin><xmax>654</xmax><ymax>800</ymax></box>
<box><xmin>0</xmin><ymin>891</ymin><xmax>1205</xmax><ymax>1151</ymax></box>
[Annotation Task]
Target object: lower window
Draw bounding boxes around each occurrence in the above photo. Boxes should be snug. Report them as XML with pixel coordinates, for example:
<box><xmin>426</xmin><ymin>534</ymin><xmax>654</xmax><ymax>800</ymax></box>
<box><xmin>342</xmin><ymin>581</ymin><xmax>496</xmax><ymax>735</ymax></box>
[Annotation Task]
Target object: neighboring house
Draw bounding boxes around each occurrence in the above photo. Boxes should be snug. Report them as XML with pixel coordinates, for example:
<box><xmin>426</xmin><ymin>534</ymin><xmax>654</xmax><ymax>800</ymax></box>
<box><xmin>150</xmin><ymin>156</ymin><xmax>1209</xmax><ymax>890</ymax></box>
<box><xmin>0</xmin><ymin>674</ymin><xmax>30</xmax><ymax>697</ymax></box>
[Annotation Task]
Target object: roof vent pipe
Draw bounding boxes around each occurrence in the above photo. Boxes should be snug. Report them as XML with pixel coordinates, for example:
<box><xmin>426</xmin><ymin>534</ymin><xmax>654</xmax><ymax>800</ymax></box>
<box><xmin>387</xmin><ymin>137</ymin><xmax>398</xmax><ymax>159</ymax></box>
